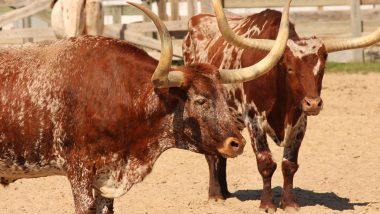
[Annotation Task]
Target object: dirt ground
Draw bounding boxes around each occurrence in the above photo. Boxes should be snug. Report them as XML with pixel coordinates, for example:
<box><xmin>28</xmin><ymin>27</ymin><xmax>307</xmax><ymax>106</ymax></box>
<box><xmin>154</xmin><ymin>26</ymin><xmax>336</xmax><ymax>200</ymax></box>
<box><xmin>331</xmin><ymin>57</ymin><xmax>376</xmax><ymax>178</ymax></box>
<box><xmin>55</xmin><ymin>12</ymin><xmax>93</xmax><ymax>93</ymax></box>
<box><xmin>1</xmin><ymin>73</ymin><xmax>380</xmax><ymax>214</ymax></box>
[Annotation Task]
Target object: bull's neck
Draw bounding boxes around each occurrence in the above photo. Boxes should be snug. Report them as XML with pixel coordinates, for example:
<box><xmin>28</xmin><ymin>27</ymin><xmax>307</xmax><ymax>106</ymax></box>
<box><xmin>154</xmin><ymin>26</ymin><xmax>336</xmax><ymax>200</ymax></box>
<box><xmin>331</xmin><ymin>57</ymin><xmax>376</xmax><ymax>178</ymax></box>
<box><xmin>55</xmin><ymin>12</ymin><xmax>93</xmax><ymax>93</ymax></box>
<box><xmin>126</xmin><ymin>90</ymin><xmax>184</xmax><ymax>155</ymax></box>
<box><xmin>156</xmin><ymin>91</ymin><xmax>203</xmax><ymax>153</ymax></box>
<box><xmin>137</xmin><ymin>89</ymin><xmax>192</xmax><ymax>153</ymax></box>
<box><xmin>91</xmin><ymin>96</ymin><xmax>191</xmax><ymax>198</ymax></box>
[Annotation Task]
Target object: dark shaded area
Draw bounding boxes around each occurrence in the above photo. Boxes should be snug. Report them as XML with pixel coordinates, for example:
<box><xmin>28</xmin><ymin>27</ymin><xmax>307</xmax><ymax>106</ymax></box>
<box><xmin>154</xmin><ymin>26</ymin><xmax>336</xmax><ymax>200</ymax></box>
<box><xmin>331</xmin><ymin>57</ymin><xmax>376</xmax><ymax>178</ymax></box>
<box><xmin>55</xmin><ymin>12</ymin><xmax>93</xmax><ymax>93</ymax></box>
<box><xmin>233</xmin><ymin>187</ymin><xmax>372</xmax><ymax>211</ymax></box>
<box><xmin>120</xmin><ymin>24</ymin><xmax>127</xmax><ymax>40</ymax></box>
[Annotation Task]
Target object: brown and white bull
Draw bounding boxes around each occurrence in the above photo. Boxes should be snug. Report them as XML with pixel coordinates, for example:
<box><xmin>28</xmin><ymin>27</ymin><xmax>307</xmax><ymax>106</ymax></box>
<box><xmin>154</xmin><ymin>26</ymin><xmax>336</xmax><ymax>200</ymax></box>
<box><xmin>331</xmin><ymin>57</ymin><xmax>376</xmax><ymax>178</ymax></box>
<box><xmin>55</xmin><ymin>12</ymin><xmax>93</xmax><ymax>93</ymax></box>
<box><xmin>183</xmin><ymin>0</ymin><xmax>380</xmax><ymax>212</ymax></box>
<box><xmin>51</xmin><ymin>0</ymin><xmax>104</xmax><ymax>38</ymax></box>
<box><xmin>0</xmin><ymin>2</ymin><xmax>291</xmax><ymax>213</ymax></box>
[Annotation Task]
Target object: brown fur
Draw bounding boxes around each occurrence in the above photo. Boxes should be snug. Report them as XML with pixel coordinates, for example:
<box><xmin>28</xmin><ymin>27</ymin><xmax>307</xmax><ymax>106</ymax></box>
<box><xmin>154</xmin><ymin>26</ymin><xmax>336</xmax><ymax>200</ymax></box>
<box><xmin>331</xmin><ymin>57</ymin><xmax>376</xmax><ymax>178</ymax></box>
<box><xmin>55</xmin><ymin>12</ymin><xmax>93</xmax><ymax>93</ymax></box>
<box><xmin>183</xmin><ymin>9</ymin><xmax>327</xmax><ymax>211</ymax></box>
<box><xmin>0</xmin><ymin>35</ymin><xmax>244</xmax><ymax>214</ymax></box>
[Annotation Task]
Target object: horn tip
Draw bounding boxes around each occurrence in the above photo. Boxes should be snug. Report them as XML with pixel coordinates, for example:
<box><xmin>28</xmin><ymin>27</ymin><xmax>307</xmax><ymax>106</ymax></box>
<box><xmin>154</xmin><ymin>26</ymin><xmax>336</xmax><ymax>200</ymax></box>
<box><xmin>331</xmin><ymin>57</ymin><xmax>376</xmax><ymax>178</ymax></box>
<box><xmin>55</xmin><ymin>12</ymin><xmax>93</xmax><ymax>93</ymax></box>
<box><xmin>127</xmin><ymin>2</ymin><xmax>138</xmax><ymax>7</ymax></box>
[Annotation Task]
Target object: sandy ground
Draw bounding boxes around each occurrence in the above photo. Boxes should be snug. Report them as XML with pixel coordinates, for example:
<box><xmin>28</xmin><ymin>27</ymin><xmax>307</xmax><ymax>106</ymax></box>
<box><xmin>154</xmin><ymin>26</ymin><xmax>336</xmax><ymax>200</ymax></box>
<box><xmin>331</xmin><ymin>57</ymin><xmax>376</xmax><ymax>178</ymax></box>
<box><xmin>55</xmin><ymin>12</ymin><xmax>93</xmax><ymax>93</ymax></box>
<box><xmin>1</xmin><ymin>73</ymin><xmax>380</xmax><ymax>214</ymax></box>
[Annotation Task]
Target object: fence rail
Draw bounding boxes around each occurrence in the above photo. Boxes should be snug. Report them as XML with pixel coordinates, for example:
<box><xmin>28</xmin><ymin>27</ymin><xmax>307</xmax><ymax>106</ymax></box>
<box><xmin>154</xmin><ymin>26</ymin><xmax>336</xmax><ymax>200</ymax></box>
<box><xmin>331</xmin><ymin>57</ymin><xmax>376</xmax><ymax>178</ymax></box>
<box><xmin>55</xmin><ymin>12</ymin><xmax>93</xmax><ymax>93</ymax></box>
<box><xmin>0</xmin><ymin>0</ymin><xmax>379</xmax><ymax>62</ymax></box>
<box><xmin>0</xmin><ymin>0</ymin><xmax>50</xmax><ymax>28</ymax></box>
<box><xmin>0</xmin><ymin>0</ymin><xmax>34</xmax><ymax>7</ymax></box>
<box><xmin>225</xmin><ymin>0</ymin><xmax>380</xmax><ymax>8</ymax></box>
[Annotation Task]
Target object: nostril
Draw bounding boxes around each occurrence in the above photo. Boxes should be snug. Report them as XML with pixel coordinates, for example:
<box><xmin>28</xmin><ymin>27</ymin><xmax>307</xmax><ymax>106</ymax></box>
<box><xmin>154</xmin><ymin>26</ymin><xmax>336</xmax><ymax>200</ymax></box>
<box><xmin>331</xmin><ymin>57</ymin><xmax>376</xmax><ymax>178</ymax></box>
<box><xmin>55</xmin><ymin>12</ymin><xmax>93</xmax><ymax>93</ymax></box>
<box><xmin>318</xmin><ymin>100</ymin><xmax>323</xmax><ymax>107</ymax></box>
<box><xmin>220</xmin><ymin>137</ymin><xmax>245</xmax><ymax>157</ymax></box>
<box><xmin>305</xmin><ymin>100</ymin><xmax>311</xmax><ymax>107</ymax></box>
<box><xmin>230</xmin><ymin>141</ymin><xmax>239</xmax><ymax>148</ymax></box>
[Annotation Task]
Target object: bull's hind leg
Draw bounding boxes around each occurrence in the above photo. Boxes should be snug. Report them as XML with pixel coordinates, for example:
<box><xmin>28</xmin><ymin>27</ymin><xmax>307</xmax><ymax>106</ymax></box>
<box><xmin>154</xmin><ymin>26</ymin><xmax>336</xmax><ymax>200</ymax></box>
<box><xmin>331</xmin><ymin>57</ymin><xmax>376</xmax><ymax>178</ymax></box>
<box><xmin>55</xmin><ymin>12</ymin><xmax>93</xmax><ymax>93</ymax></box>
<box><xmin>249</xmin><ymin>123</ymin><xmax>277</xmax><ymax>213</ymax></box>
<box><xmin>205</xmin><ymin>155</ymin><xmax>230</xmax><ymax>200</ymax></box>
<box><xmin>95</xmin><ymin>192</ymin><xmax>114</xmax><ymax>214</ymax></box>
<box><xmin>280</xmin><ymin>117</ymin><xmax>307</xmax><ymax>211</ymax></box>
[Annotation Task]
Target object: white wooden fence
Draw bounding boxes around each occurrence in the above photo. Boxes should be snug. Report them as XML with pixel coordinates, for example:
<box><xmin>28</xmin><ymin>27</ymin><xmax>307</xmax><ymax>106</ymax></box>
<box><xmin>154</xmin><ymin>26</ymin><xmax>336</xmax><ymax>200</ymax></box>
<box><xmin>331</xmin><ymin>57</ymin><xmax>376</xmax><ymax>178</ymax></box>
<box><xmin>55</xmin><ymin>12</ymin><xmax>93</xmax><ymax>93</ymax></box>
<box><xmin>0</xmin><ymin>0</ymin><xmax>379</xmax><ymax>61</ymax></box>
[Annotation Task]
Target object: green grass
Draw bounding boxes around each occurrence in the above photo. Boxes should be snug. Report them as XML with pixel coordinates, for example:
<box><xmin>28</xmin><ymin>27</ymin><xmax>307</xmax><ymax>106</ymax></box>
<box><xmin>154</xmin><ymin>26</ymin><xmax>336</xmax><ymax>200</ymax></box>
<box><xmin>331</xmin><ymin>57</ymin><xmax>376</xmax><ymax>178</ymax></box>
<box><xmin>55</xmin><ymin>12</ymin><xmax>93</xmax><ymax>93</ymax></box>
<box><xmin>326</xmin><ymin>62</ymin><xmax>380</xmax><ymax>74</ymax></box>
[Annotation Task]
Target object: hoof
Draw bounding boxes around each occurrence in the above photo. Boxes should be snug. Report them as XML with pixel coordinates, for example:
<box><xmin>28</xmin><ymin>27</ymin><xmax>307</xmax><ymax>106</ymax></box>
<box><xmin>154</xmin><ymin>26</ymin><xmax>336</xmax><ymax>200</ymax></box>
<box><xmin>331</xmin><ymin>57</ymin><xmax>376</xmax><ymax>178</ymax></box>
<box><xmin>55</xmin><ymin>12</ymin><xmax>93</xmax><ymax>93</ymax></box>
<box><xmin>283</xmin><ymin>206</ymin><xmax>300</xmax><ymax>213</ymax></box>
<box><xmin>259</xmin><ymin>207</ymin><xmax>276</xmax><ymax>213</ymax></box>
<box><xmin>281</xmin><ymin>202</ymin><xmax>300</xmax><ymax>213</ymax></box>
<box><xmin>208</xmin><ymin>195</ymin><xmax>226</xmax><ymax>202</ymax></box>
<box><xmin>222</xmin><ymin>191</ymin><xmax>232</xmax><ymax>199</ymax></box>
<box><xmin>259</xmin><ymin>203</ymin><xmax>277</xmax><ymax>213</ymax></box>
<box><xmin>284</xmin><ymin>207</ymin><xmax>300</xmax><ymax>213</ymax></box>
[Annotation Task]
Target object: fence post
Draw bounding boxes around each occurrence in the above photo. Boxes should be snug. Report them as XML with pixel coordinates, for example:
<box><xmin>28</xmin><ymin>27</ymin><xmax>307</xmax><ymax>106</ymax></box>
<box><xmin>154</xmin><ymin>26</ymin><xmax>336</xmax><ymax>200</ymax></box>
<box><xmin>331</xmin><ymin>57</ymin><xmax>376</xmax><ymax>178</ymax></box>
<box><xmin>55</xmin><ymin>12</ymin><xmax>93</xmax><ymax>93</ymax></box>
<box><xmin>170</xmin><ymin>0</ymin><xmax>179</xmax><ymax>20</ymax></box>
<box><xmin>22</xmin><ymin>16</ymin><xmax>32</xmax><ymax>43</ymax></box>
<box><xmin>111</xmin><ymin>6</ymin><xmax>122</xmax><ymax>24</ymax></box>
<box><xmin>142</xmin><ymin>1</ymin><xmax>151</xmax><ymax>22</ymax></box>
<box><xmin>350</xmin><ymin>0</ymin><xmax>364</xmax><ymax>62</ymax></box>
<box><xmin>187</xmin><ymin>0</ymin><xmax>197</xmax><ymax>17</ymax></box>
<box><xmin>158</xmin><ymin>0</ymin><xmax>168</xmax><ymax>21</ymax></box>
<box><xmin>201</xmin><ymin>1</ymin><xmax>213</xmax><ymax>13</ymax></box>
<box><xmin>138</xmin><ymin>2</ymin><xmax>153</xmax><ymax>38</ymax></box>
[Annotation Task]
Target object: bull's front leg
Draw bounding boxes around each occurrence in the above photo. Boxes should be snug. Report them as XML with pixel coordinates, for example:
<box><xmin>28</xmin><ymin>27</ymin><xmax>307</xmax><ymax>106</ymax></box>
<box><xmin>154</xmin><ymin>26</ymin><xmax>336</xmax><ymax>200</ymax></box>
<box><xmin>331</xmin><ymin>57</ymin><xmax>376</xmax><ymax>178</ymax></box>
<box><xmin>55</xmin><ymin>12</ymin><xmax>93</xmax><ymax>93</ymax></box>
<box><xmin>205</xmin><ymin>155</ymin><xmax>230</xmax><ymax>200</ymax></box>
<box><xmin>94</xmin><ymin>192</ymin><xmax>114</xmax><ymax>214</ymax></box>
<box><xmin>67</xmin><ymin>163</ymin><xmax>97</xmax><ymax>214</ymax></box>
<box><xmin>280</xmin><ymin>118</ymin><xmax>307</xmax><ymax>211</ymax></box>
<box><xmin>249</xmin><ymin>124</ymin><xmax>277</xmax><ymax>213</ymax></box>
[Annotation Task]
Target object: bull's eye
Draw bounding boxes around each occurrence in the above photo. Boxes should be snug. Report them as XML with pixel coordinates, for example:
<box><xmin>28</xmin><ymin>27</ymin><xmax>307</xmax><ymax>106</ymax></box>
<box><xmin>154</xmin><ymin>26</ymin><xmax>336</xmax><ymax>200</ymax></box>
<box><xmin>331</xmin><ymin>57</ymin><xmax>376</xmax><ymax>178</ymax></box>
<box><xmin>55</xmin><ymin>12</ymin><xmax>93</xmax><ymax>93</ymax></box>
<box><xmin>194</xmin><ymin>96</ymin><xmax>209</xmax><ymax>108</ymax></box>
<box><xmin>195</xmin><ymin>97</ymin><xmax>207</xmax><ymax>105</ymax></box>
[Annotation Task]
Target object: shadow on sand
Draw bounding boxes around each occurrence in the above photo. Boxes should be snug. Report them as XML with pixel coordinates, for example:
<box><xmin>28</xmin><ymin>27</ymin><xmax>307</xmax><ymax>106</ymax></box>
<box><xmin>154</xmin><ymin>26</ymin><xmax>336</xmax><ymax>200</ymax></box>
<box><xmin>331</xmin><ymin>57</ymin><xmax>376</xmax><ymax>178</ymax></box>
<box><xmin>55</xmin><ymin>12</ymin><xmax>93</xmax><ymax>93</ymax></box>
<box><xmin>233</xmin><ymin>187</ymin><xmax>372</xmax><ymax>211</ymax></box>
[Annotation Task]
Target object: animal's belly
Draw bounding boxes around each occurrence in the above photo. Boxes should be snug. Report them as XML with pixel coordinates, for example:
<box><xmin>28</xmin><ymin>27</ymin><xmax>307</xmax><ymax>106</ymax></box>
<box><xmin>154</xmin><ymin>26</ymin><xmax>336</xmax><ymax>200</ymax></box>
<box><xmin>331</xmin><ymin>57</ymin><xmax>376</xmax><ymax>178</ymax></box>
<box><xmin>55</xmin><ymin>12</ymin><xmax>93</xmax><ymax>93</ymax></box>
<box><xmin>0</xmin><ymin>159</ymin><xmax>66</xmax><ymax>184</ymax></box>
<box><xmin>92</xmin><ymin>159</ymin><xmax>152</xmax><ymax>198</ymax></box>
<box><xmin>93</xmin><ymin>171</ymin><xmax>131</xmax><ymax>198</ymax></box>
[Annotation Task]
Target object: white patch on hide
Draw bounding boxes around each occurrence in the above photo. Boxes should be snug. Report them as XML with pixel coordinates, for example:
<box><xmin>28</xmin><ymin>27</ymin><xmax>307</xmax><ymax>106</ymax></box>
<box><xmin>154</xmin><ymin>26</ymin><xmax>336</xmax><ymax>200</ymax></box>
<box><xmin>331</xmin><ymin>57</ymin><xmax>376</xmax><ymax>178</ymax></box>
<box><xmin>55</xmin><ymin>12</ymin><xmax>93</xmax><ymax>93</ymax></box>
<box><xmin>184</xmin><ymin>14</ymin><xmax>265</xmax><ymax>70</ymax></box>
<box><xmin>313</xmin><ymin>59</ymin><xmax>321</xmax><ymax>76</ymax></box>
<box><xmin>287</xmin><ymin>38</ymin><xmax>323</xmax><ymax>59</ymax></box>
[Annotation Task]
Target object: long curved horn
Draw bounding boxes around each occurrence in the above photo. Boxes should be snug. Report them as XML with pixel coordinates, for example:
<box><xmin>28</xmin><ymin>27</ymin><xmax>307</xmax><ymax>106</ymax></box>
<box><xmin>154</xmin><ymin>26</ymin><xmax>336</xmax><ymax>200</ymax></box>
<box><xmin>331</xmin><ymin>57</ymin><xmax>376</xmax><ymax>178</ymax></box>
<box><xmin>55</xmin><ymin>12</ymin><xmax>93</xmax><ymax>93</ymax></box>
<box><xmin>218</xmin><ymin>0</ymin><xmax>291</xmax><ymax>84</ymax></box>
<box><xmin>128</xmin><ymin>2</ymin><xmax>184</xmax><ymax>88</ymax></box>
<box><xmin>323</xmin><ymin>27</ymin><xmax>380</xmax><ymax>53</ymax></box>
<box><xmin>212</xmin><ymin>0</ymin><xmax>276</xmax><ymax>51</ymax></box>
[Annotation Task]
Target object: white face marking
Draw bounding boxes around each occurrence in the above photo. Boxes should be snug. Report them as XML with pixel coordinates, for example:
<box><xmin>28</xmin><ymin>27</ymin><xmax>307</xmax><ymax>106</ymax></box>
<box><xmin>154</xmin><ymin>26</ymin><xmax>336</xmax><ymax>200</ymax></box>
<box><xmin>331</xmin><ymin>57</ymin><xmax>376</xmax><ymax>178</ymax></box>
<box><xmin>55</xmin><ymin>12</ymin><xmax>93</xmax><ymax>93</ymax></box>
<box><xmin>287</xmin><ymin>38</ymin><xmax>323</xmax><ymax>59</ymax></box>
<box><xmin>313</xmin><ymin>59</ymin><xmax>321</xmax><ymax>76</ymax></box>
<box><xmin>287</xmin><ymin>38</ymin><xmax>325</xmax><ymax>77</ymax></box>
